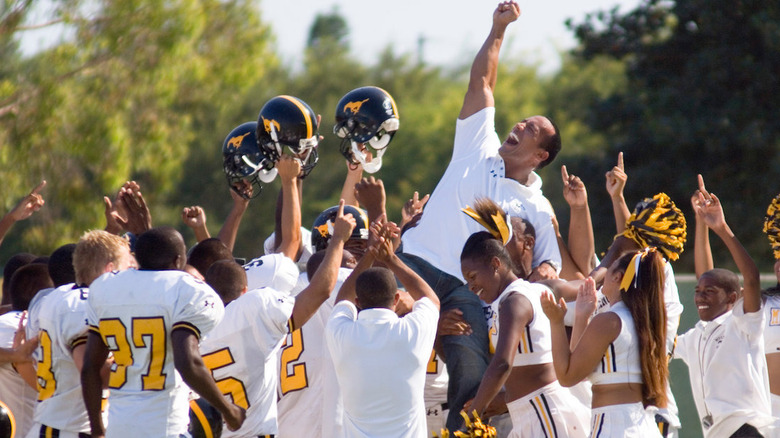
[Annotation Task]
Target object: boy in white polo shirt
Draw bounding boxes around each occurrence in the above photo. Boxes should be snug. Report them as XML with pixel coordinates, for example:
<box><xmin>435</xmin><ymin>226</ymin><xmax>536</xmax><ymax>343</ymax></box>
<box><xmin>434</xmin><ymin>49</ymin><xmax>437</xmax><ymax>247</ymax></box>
<box><xmin>673</xmin><ymin>177</ymin><xmax>775</xmax><ymax>437</ymax></box>
<box><xmin>327</xmin><ymin>223</ymin><xmax>440</xmax><ymax>437</ymax></box>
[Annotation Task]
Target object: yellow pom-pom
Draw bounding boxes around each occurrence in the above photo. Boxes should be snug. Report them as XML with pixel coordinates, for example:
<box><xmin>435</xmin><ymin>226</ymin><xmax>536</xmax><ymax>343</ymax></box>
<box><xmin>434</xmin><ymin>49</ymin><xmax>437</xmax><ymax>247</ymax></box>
<box><xmin>763</xmin><ymin>194</ymin><xmax>780</xmax><ymax>260</ymax></box>
<box><xmin>619</xmin><ymin>193</ymin><xmax>687</xmax><ymax>261</ymax></box>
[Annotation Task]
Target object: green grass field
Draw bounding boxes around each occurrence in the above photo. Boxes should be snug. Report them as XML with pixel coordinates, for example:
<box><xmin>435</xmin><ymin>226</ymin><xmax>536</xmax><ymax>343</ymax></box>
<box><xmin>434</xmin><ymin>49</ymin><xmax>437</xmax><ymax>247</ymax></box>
<box><xmin>671</xmin><ymin>274</ymin><xmax>776</xmax><ymax>438</ymax></box>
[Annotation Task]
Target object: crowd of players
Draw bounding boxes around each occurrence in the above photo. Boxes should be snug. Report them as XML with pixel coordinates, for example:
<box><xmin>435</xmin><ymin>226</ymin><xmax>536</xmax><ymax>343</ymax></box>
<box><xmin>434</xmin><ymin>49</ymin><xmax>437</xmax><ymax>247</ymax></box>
<box><xmin>0</xmin><ymin>1</ymin><xmax>779</xmax><ymax>437</ymax></box>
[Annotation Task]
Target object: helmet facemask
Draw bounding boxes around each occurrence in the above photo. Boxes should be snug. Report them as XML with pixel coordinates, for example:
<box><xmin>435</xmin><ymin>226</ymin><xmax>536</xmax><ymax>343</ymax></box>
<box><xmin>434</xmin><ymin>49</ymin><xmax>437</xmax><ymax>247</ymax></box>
<box><xmin>336</xmin><ymin>117</ymin><xmax>398</xmax><ymax>173</ymax></box>
<box><xmin>223</xmin><ymin>151</ymin><xmax>273</xmax><ymax>199</ymax></box>
<box><xmin>262</xmin><ymin>121</ymin><xmax>320</xmax><ymax>179</ymax></box>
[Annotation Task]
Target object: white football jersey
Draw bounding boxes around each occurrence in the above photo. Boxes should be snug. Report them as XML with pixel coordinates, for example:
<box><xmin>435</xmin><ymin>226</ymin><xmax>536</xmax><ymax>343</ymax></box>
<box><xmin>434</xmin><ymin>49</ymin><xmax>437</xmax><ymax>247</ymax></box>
<box><xmin>199</xmin><ymin>287</ymin><xmax>294</xmax><ymax>436</ymax></box>
<box><xmin>276</xmin><ymin>268</ymin><xmax>352</xmax><ymax>438</ymax></box>
<box><xmin>87</xmin><ymin>269</ymin><xmax>223</xmax><ymax>438</ymax></box>
<box><xmin>0</xmin><ymin>310</ymin><xmax>37</xmax><ymax>437</ymax></box>
<box><xmin>243</xmin><ymin>253</ymin><xmax>299</xmax><ymax>294</ymax></box>
<box><xmin>32</xmin><ymin>284</ymin><xmax>93</xmax><ymax>433</ymax></box>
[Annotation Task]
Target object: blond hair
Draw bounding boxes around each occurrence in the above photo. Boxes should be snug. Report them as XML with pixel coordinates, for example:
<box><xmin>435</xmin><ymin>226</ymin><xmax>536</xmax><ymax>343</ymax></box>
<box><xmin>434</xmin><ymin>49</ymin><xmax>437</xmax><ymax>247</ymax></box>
<box><xmin>73</xmin><ymin>230</ymin><xmax>131</xmax><ymax>285</ymax></box>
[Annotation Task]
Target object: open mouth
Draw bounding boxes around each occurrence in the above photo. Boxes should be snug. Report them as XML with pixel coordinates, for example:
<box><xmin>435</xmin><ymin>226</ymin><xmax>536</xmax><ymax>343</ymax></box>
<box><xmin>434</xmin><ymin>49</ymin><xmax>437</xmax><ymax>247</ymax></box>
<box><xmin>505</xmin><ymin>131</ymin><xmax>519</xmax><ymax>145</ymax></box>
<box><xmin>474</xmin><ymin>288</ymin><xmax>483</xmax><ymax>297</ymax></box>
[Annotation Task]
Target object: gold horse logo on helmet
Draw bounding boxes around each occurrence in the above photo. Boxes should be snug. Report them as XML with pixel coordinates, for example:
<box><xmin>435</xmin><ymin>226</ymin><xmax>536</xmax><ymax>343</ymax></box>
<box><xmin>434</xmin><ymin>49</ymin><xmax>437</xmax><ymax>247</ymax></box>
<box><xmin>314</xmin><ymin>222</ymin><xmax>331</xmax><ymax>238</ymax></box>
<box><xmin>227</xmin><ymin>132</ymin><xmax>251</xmax><ymax>150</ymax></box>
<box><xmin>343</xmin><ymin>98</ymin><xmax>370</xmax><ymax>115</ymax></box>
<box><xmin>263</xmin><ymin>118</ymin><xmax>281</xmax><ymax>134</ymax></box>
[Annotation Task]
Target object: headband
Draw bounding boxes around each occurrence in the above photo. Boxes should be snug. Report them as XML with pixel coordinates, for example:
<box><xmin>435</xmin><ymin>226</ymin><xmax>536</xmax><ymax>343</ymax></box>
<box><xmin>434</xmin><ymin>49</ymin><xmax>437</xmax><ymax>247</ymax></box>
<box><xmin>619</xmin><ymin>247</ymin><xmax>657</xmax><ymax>293</ymax></box>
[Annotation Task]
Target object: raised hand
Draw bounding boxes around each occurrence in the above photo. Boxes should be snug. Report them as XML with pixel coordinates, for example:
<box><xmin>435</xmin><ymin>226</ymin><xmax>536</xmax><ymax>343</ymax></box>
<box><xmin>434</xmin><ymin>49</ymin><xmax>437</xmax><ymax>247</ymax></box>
<box><xmin>181</xmin><ymin>206</ymin><xmax>207</xmax><ymax>229</ymax></box>
<box><xmin>115</xmin><ymin>182</ymin><xmax>152</xmax><ymax>235</ymax></box>
<box><xmin>694</xmin><ymin>174</ymin><xmax>727</xmax><ymax>231</ymax></box>
<box><xmin>230</xmin><ymin>179</ymin><xmax>253</xmax><ymax>201</ymax></box>
<box><xmin>575</xmin><ymin>277</ymin><xmax>598</xmax><ymax>321</ymax></box>
<box><xmin>277</xmin><ymin>154</ymin><xmax>302</xmax><ymax>181</ymax></box>
<box><xmin>9</xmin><ymin>180</ymin><xmax>46</xmax><ymax>221</ymax></box>
<box><xmin>605</xmin><ymin>152</ymin><xmax>627</xmax><ymax>199</ymax></box>
<box><xmin>540</xmin><ymin>290</ymin><xmax>567</xmax><ymax>324</ymax></box>
<box><xmin>493</xmin><ymin>1</ymin><xmax>521</xmax><ymax>27</ymax></box>
<box><xmin>354</xmin><ymin>176</ymin><xmax>386</xmax><ymax>219</ymax></box>
<box><xmin>561</xmin><ymin>165</ymin><xmax>587</xmax><ymax>208</ymax></box>
<box><xmin>401</xmin><ymin>191</ymin><xmax>430</xmax><ymax>225</ymax></box>
<box><xmin>331</xmin><ymin>199</ymin><xmax>357</xmax><ymax>244</ymax></box>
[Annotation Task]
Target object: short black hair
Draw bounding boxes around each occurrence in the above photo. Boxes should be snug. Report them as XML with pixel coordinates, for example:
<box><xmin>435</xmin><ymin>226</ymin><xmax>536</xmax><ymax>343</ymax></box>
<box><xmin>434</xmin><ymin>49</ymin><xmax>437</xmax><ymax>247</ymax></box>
<box><xmin>135</xmin><ymin>227</ymin><xmax>186</xmax><ymax>271</ymax></box>
<box><xmin>701</xmin><ymin>268</ymin><xmax>740</xmax><ymax>295</ymax></box>
<box><xmin>48</xmin><ymin>243</ymin><xmax>77</xmax><ymax>287</ymax></box>
<box><xmin>188</xmin><ymin>238</ymin><xmax>233</xmax><ymax>277</ymax></box>
<box><xmin>356</xmin><ymin>267</ymin><xmax>397</xmax><ymax>310</ymax></box>
<box><xmin>2</xmin><ymin>253</ymin><xmax>37</xmax><ymax>305</ymax></box>
<box><xmin>537</xmin><ymin>119</ymin><xmax>561</xmax><ymax>170</ymax></box>
<box><xmin>9</xmin><ymin>263</ymin><xmax>53</xmax><ymax>311</ymax></box>
<box><xmin>205</xmin><ymin>260</ymin><xmax>246</xmax><ymax>306</ymax></box>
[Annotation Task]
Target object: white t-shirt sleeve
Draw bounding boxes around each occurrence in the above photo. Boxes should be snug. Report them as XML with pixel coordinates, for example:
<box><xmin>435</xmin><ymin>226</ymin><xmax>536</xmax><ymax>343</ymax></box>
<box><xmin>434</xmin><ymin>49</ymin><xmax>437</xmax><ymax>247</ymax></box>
<box><xmin>530</xmin><ymin>199</ymin><xmax>562</xmax><ymax>271</ymax></box>
<box><xmin>325</xmin><ymin>301</ymin><xmax>358</xmax><ymax>355</ymax></box>
<box><xmin>171</xmin><ymin>277</ymin><xmax>225</xmax><ymax>339</ymax></box>
<box><xmin>405</xmin><ymin>298</ymin><xmax>440</xmax><ymax>346</ymax></box>
<box><xmin>453</xmin><ymin>107</ymin><xmax>501</xmax><ymax>160</ymax></box>
<box><xmin>672</xmin><ymin>328</ymin><xmax>693</xmax><ymax>363</ymax></box>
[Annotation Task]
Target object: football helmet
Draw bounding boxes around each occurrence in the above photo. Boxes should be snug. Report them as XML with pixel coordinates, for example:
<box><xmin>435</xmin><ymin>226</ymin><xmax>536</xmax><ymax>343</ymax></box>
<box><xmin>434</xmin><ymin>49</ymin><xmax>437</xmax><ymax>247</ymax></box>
<box><xmin>256</xmin><ymin>95</ymin><xmax>320</xmax><ymax>178</ymax></box>
<box><xmin>188</xmin><ymin>398</ymin><xmax>223</xmax><ymax>438</ymax></box>
<box><xmin>311</xmin><ymin>205</ymin><xmax>370</xmax><ymax>252</ymax></box>
<box><xmin>0</xmin><ymin>400</ymin><xmax>15</xmax><ymax>438</ymax></box>
<box><xmin>222</xmin><ymin>121</ymin><xmax>277</xmax><ymax>199</ymax></box>
<box><xmin>334</xmin><ymin>86</ymin><xmax>399</xmax><ymax>173</ymax></box>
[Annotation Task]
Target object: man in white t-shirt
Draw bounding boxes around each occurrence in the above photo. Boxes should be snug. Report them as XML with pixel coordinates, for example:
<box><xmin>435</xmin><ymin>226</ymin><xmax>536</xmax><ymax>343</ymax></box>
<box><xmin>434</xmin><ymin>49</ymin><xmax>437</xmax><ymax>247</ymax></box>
<box><xmin>398</xmin><ymin>1</ymin><xmax>562</xmax><ymax>430</ymax></box>
<box><xmin>327</xmin><ymin>225</ymin><xmax>440</xmax><ymax>438</ymax></box>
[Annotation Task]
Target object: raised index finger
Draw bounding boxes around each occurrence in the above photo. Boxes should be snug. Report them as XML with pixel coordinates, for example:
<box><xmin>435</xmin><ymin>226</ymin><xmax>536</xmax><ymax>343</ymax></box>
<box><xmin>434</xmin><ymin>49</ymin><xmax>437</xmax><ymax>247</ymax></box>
<box><xmin>31</xmin><ymin>180</ymin><xmax>47</xmax><ymax>195</ymax></box>
<box><xmin>337</xmin><ymin>198</ymin><xmax>345</xmax><ymax>218</ymax></box>
<box><xmin>561</xmin><ymin>165</ymin><xmax>570</xmax><ymax>183</ymax></box>
<box><xmin>697</xmin><ymin>174</ymin><xmax>710</xmax><ymax>198</ymax></box>
<box><xmin>617</xmin><ymin>152</ymin><xmax>624</xmax><ymax>171</ymax></box>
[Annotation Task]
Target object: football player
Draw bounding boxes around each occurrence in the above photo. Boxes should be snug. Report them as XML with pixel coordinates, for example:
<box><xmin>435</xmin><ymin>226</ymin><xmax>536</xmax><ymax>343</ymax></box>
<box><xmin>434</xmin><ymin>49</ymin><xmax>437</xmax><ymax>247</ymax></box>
<box><xmin>81</xmin><ymin>227</ymin><xmax>245</xmax><ymax>437</ymax></box>
<box><xmin>25</xmin><ymin>230</ymin><xmax>135</xmax><ymax>438</ymax></box>
<box><xmin>199</xmin><ymin>201</ymin><xmax>355</xmax><ymax>436</ymax></box>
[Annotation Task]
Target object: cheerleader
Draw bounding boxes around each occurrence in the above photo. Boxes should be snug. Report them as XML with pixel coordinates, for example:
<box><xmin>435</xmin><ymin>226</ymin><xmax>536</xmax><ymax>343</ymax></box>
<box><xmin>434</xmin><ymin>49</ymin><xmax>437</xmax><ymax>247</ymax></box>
<box><xmin>541</xmin><ymin>248</ymin><xmax>668</xmax><ymax>438</ymax></box>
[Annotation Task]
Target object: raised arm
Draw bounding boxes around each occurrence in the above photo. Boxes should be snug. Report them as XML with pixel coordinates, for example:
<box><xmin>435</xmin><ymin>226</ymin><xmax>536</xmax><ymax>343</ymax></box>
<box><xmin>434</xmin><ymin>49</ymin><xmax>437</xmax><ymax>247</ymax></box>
<box><xmin>182</xmin><ymin>206</ymin><xmax>210</xmax><ymax>243</ymax></box>
<box><xmin>275</xmin><ymin>155</ymin><xmax>303</xmax><ymax>260</ymax></box>
<box><xmin>695</xmin><ymin>175</ymin><xmax>761</xmax><ymax>313</ymax></box>
<box><xmin>691</xmin><ymin>186</ymin><xmax>713</xmax><ymax>278</ymax></box>
<box><xmin>605</xmin><ymin>152</ymin><xmax>630</xmax><ymax>234</ymax></box>
<box><xmin>340</xmin><ymin>160</ymin><xmax>364</xmax><ymax>208</ymax></box>
<box><xmin>561</xmin><ymin>165</ymin><xmax>595</xmax><ymax>276</ymax></box>
<box><xmin>216</xmin><ymin>180</ymin><xmax>251</xmax><ymax>253</ymax></box>
<box><xmin>291</xmin><ymin>200</ymin><xmax>355</xmax><ymax>328</ymax></box>
<box><xmin>374</xmin><ymin>223</ymin><xmax>439</xmax><ymax>309</ymax></box>
<box><xmin>0</xmin><ymin>180</ymin><xmax>46</xmax><ymax>247</ymax></box>
<box><xmin>459</xmin><ymin>1</ymin><xmax>520</xmax><ymax>120</ymax></box>
<box><xmin>354</xmin><ymin>176</ymin><xmax>387</xmax><ymax>227</ymax></box>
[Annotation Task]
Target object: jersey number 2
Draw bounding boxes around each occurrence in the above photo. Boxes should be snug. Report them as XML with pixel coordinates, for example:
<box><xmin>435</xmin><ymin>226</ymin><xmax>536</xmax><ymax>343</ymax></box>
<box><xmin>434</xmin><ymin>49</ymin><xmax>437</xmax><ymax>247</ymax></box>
<box><xmin>279</xmin><ymin>328</ymin><xmax>308</xmax><ymax>394</ymax></box>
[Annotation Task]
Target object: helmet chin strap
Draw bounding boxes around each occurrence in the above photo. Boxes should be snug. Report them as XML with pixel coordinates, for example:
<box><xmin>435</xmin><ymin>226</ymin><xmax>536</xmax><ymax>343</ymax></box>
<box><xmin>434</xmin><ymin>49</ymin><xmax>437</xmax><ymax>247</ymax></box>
<box><xmin>257</xmin><ymin>168</ymin><xmax>278</xmax><ymax>183</ymax></box>
<box><xmin>350</xmin><ymin>141</ymin><xmax>385</xmax><ymax>173</ymax></box>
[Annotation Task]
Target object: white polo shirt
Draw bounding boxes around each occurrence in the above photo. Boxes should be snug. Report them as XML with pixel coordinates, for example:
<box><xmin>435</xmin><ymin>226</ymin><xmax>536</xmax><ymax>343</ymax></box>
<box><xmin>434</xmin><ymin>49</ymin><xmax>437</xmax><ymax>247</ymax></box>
<box><xmin>401</xmin><ymin>107</ymin><xmax>560</xmax><ymax>282</ymax></box>
<box><xmin>674</xmin><ymin>298</ymin><xmax>774</xmax><ymax>437</ymax></box>
<box><xmin>326</xmin><ymin>298</ymin><xmax>438</xmax><ymax>438</ymax></box>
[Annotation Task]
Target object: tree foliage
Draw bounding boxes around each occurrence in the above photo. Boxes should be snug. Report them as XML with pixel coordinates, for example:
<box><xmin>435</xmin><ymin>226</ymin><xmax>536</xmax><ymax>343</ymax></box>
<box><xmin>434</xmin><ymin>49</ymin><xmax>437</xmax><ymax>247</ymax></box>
<box><xmin>566</xmin><ymin>0</ymin><xmax>780</xmax><ymax>269</ymax></box>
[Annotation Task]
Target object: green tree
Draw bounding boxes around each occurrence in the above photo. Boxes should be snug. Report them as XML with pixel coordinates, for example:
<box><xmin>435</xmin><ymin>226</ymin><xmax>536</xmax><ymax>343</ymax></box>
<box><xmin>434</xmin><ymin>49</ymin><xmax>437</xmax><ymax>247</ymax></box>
<box><xmin>0</xmin><ymin>0</ymin><xmax>277</xmax><ymax>256</ymax></box>
<box><xmin>566</xmin><ymin>0</ymin><xmax>780</xmax><ymax>270</ymax></box>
